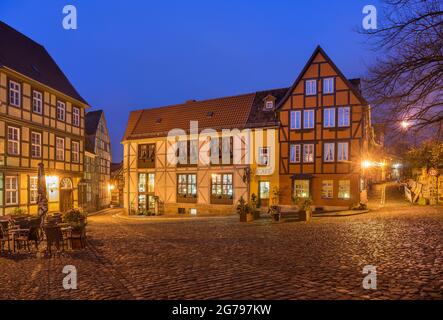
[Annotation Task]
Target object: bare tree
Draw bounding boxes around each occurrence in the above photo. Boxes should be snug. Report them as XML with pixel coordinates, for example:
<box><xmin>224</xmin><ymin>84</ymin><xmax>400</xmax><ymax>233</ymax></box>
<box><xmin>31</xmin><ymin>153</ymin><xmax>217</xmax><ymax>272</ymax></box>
<box><xmin>362</xmin><ymin>0</ymin><xmax>443</xmax><ymax>139</ymax></box>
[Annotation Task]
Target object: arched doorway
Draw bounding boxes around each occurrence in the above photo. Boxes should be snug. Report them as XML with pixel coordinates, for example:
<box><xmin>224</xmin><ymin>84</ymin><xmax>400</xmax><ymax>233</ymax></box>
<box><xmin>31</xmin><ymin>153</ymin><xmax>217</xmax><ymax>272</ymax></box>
<box><xmin>60</xmin><ymin>177</ymin><xmax>73</xmax><ymax>212</ymax></box>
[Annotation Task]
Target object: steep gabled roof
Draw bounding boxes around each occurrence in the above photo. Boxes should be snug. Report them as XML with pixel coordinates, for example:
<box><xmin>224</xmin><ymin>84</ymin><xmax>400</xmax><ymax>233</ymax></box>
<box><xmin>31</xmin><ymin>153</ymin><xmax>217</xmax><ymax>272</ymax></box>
<box><xmin>245</xmin><ymin>87</ymin><xmax>289</xmax><ymax>128</ymax></box>
<box><xmin>276</xmin><ymin>46</ymin><xmax>368</xmax><ymax>109</ymax></box>
<box><xmin>0</xmin><ymin>21</ymin><xmax>87</xmax><ymax>105</ymax></box>
<box><xmin>122</xmin><ymin>93</ymin><xmax>256</xmax><ymax>141</ymax></box>
<box><xmin>85</xmin><ymin>110</ymin><xmax>104</xmax><ymax>136</ymax></box>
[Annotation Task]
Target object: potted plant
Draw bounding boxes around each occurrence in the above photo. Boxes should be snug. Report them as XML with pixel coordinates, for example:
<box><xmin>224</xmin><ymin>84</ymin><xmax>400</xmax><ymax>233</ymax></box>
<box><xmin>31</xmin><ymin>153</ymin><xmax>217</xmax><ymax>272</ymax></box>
<box><xmin>292</xmin><ymin>196</ymin><xmax>313</xmax><ymax>221</ymax></box>
<box><xmin>269</xmin><ymin>187</ymin><xmax>281</xmax><ymax>222</ymax></box>
<box><xmin>250</xmin><ymin>193</ymin><xmax>261</xmax><ymax>219</ymax></box>
<box><xmin>236</xmin><ymin>196</ymin><xmax>254</xmax><ymax>222</ymax></box>
<box><xmin>62</xmin><ymin>208</ymin><xmax>87</xmax><ymax>249</ymax></box>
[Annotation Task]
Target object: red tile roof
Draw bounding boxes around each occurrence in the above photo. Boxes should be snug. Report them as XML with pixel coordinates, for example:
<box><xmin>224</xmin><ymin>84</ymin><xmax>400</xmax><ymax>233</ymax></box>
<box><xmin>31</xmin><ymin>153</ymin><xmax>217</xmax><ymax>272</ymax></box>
<box><xmin>123</xmin><ymin>93</ymin><xmax>257</xmax><ymax>140</ymax></box>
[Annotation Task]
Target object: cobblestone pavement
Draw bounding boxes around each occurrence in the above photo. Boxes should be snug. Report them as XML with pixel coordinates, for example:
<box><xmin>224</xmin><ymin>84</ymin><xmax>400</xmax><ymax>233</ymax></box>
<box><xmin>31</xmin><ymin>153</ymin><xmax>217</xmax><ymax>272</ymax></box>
<box><xmin>1</xmin><ymin>201</ymin><xmax>442</xmax><ymax>300</ymax></box>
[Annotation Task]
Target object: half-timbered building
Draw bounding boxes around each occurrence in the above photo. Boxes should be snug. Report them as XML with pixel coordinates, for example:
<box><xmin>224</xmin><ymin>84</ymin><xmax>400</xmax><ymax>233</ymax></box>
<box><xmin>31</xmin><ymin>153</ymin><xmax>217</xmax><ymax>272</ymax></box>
<box><xmin>0</xmin><ymin>21</ymin><xmax>89</xmax><ymax>215</ymax></box>
<box><xmin>277</xmin><ymin>46</ymin><xmax>371</xmax><ymax>209</ymax></box>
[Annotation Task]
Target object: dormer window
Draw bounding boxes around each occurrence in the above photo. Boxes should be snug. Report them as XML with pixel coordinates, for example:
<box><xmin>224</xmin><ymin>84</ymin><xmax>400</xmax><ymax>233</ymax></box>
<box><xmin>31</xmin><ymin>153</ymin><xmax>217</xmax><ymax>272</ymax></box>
<box><xmin>263</xmin><ymin>95</ymin><xmax>276</xmax><ymax>111</ymax></box>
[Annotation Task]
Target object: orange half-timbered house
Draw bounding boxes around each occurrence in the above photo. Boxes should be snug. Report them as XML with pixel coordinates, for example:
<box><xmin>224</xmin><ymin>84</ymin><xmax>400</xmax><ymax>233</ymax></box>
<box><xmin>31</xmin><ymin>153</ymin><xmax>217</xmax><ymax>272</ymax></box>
<box><xmin>277</xmin><ymin>46</ymin><xmax>371</xmax><ymax>210</ymax></box>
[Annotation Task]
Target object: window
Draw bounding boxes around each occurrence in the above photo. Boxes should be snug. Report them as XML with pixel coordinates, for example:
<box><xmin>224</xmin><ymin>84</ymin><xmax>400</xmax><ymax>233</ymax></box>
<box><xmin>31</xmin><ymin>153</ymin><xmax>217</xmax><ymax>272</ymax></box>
<box><xmin>303</xmin><ymin>110</ymin><xmax>315</xmax><ymax>129</ymax></box>
<box><xmin>338</xmin><ymin>107</ymin><xmax>350</xmax><ymax>127</ymax></box>
<box><xmin>56</xmin><ymin>137</ymin><xmax>65</xmax><ymax>161</ymax></box>
<box><xmin>7</xmin><ymin>126</ymin><xmax>20</xmax><ymax>155</ymax></box>
<box><xmin>264</xmin><ymin>100</ymin><xmax>274</xmax><ymax>110</ymax></box>
<box><xmin>322</xmin><ymin>180</ymin><xmax>333</xmax><ymax>199</ymax></box>
<box><xmin>57</xmin><ymin>101</ymin><xmax>66</xmax><ymax>121</ymax></box>
<box><xmin>177</xmin><ymin>174</ymin><xmax>197</xmax><ymax>201</ymax></box>
<box><xmin>29</xmin><ymin>176</ymin><xmax>38</xmax><ymax>204</ymax></box>
<box><xmin>290</xmin><ymin>144</ymin><xmax>301</xmax><ymax>163</ymax></box>
<box><xmin>294</xmin><ymin>180</ymin><xmax>309</xmax><ymax>198</ymax></box>
<box><xmin>323</xmin><ymin>78</ymin><xmax>334</xmax><ymax>94</ymax></box>
<box><xmin>338</xmin><ymin>180</ymin><xmax>351</xmax><ymax>199</ymax></box>
<box><xmin>211</xmin><ymin>173</ymin><xmax>233</xmax><ymax>203</ymax></box>
<box><xmin>138</xmin><ymin>173</ymin><xmax>155</xmax><ymax>193</ymax></box>
<box><xmin>5</xmin><ymin>176</ymin><xmax>18</xmax><ymax>205</ymax></box>
<box><xmin>138</xmin><ymin>144</ymin><xmax>156</xmax><ymax>168</ymax></box>
<box><xmin>32</xmin><ymin>90</ymin><xmax>43</xmax><ymax>114</ymax></box>
<box><xmin>72</xmin><ymin>107</ymin><xmax>80</xmax><ymax>127</ymax></box>
<box><xmin>259</xmin><ymin>181</ymin><xmax>270</xmax><ymax>199</ymax></box>
<box><xmin>303</xmin><ymin>144</ymin><xmax>314</xmax><ymax>163</ymax></box>
<box><xmin>258</xmin><ymin>147</ymin><xmax>270</xmax><ymax>166</ymax></box>
<box><xmin>72</xmin><ymin>141</ymin><xmax>80</xmax><ymax>163</ymax></box>
<box><xmin>338</xmin><ymin>142</ymin><xmax>349</xmax><ymax>161</ymax></box>
<box><xmin>9</xmin><ymin>80</ymin><xmax>21</xmax><ymax>107</ymax></box>
<box><xmin>324</xmin><ymin>143</ymin><xmax>335</xmax><ymax>162</ymax></box>
<box><xmin>305</xmin><ymin>79</ymin><xmax>317</xmax><ymax>95</ymax></box>
<box><xmin>324</xmin><ymin>108</ymin><xmax>335</xmax><ymax>128</ymax></box>
<box><xmin>31</xmin><ymin>132</ymin><xmax>42</xmax><ymax>158</ymax></box>
<box><xmin>290</xmin><ymin>111</ymin><xmax>301</xmax><ymax>130</ymax></box>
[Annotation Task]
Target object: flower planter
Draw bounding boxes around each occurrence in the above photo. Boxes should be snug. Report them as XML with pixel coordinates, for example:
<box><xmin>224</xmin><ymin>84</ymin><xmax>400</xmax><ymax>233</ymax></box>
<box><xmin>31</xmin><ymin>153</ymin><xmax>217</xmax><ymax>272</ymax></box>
<box><xmin>240</xmin><ymin>212</ymin><xmax>254</xmax><ymax>222</ymax></box>
<box><xmin>299</xmin><ymin>209</ymin><xmax>312</xmax><ymax>222</ymax></box>
<box><xmin>271</xmin><ymin>212</ymin><xmax>281</xmax><ymax>222</ymax></box>
<box><xmin>70</xmin><ymin>237</ymin><xmax>83</xmax><ymax>250</ymax></box>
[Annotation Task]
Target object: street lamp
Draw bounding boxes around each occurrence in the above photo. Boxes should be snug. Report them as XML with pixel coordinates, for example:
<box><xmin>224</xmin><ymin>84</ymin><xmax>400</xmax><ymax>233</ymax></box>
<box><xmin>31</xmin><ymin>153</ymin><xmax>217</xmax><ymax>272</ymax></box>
<box><xmin>401</xmin><ymin>120</ymin><xmax>410</xmax><ymax>129</ymax></box>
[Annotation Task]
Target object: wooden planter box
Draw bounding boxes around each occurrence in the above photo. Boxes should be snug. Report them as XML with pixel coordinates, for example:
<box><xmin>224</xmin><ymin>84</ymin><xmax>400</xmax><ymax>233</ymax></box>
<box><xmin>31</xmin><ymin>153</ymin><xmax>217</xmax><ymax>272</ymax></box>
<box><xmin>299</xmin><ymin>210</ymin><xmax>312</xmax><ymax>222</ymax></box>
<box><xmin>271</xmin><ymin>213</ymin><xmax>281</xmax><ymax>222</ymax></box>
<box><xmin>70</xmin><ymin>237</ymin><xmax>83</xmax><ymax>250</ymax></box>
<box><xmin>240</xmin><ymin>212</ymin><xmax>254</xmax><ymax>222</ymax></box>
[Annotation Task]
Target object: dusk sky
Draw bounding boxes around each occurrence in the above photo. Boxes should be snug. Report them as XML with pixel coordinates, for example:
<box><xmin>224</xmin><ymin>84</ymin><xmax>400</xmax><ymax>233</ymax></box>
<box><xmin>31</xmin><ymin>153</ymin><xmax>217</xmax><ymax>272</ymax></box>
<box><xmin>0</xmin><ymin>0</ymin><xmax>382</xmax><ymax>162</ymax></box>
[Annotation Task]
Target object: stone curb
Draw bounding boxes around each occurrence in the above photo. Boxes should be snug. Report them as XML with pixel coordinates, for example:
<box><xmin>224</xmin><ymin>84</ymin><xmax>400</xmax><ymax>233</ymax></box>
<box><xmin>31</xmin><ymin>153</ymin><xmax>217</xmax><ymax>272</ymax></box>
<box><xmin>312</xmin><ymin>209</ymin><xmax>370</xmax><ymax>217</ymax></box>
<box><xmin>112</xmin><ymin>213</ymin><xmax>236</xmax><ymax>221</ymax></box>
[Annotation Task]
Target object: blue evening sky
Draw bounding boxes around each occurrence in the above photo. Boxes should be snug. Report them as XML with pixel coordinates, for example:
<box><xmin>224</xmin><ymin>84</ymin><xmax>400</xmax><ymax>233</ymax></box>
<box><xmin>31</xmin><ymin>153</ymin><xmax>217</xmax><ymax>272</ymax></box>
<box><xmin>0</xmin><ymin>0</ymin><xmax>382</xmax><ymax>162</ymax></box>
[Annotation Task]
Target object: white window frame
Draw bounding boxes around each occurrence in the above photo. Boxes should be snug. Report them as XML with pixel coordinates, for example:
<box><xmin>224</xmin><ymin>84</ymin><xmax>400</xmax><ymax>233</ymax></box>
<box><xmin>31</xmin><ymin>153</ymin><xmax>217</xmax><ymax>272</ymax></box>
<box><xmin>321</xmin><ymin>180</ymin><xmax>333</xmax><ymax>199</ymax></box>
<box><xmin>303</xmin><ymin>144</ymin><xmax>314</xmax><ymax>163</ymax></box>
<box><xmin>324</xmin><ymin>108</ymin><xmax>335</xmax><ymax>128</ymax></box>
<box><xmin>57</xmin><ymin>101</ymin><xmax>66</xmax><ymax>121</ymax></box>
<box><xmin>72</xmin><ymin>107</ymin><xmax>80</xmax><ymax>127</ymax></box>
<box><xmin>305</xmin><ymin>79</ymin><xmax>317</xmax><ymax>96</ymax></box>
<box><xmin>258</xmin><ymin>147</ymin><xmax>270</xmax><ymax>166</ymax></box>
<box><xmin>7</xmin><ymin>126</ymin><xmax>20</xmax><ymax>155</ymax></box>
<box><xmin>29</xmin><ymin>176</ymin><xmax>38</xmax><ymax>204</ymax></box>
<box><xmin>32</xmin><ymin>90</ymin><xmax>43</xmax><ymax>114</ymax></box>
<box><xmin>303</xmin><ymin>110</ymin><xmax>315</xmax><ymax>129</ymax></box>
<box><xmin>5</xmin><ymin>176</ymin><xmax>18</xmax><ymax>205</ymax></box>
<box><xmin>31</xmin><ymin>132</ymin><xmax>42</xmax><ymax>158</ymax></box>
<box><xmin>72</xmin><ymin>141</ymin><xmax>80</xmax><ymax>163</ymax></box>
<box><xmin>323</xmin><ymin>77</ymin><xmax>334</xmax><ymax>94</ymax></box>
<box><xmin>338</xmin><ymin>180</ymin><xmax>351</xmax><ymax>199</ymax></box>
<box><xmin>264</xmin><ymin>100</ymin><xmax>274</xmax><ymax>110</ymax></box>
<box><xmin>338</xmin><ymin>107</ymin><xmax>350</xmax><ymax>127</ymax></box>
<box><xmin>338</xmin><ymin>142</ymin><xmax>349</xmax><ymax>161</ymax></box>
<box><xmin>324</xmin><ymin>143</ymin><xmax>335</xmax><ymax>162</ymax></box>
<box><xmin>9</xmin><ymin>80</ymin><xmax>21</xmax><ymax>107</ymax></box>
<box><xmin>290</xmin><ymin>110</ymin><xmax>301</xmax><ymax>130</ymax></box>
<box><xmin>290</xmin><ymin>144</ymin><xmax>301</xmax><ymax>163</ymax></box>
<box><xmin>56</xmin><ymin>137</ymin><xmax>65</xmax><ymax>161</ymax></box>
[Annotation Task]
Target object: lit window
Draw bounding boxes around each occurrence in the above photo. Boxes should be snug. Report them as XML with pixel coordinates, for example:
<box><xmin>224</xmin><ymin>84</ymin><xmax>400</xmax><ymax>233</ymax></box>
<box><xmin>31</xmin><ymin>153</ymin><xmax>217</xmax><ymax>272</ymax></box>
<box><xmin>324</xmin><ymin>143</ymin><xmax>335</xmax><ymax>162</ymax></box>
<box><xmin>31</xmin><ymin>132</ymin><xmax>42</xmax><ymax>158</ymax></box>
<box><xmin>177</xmin><ymin>174</ymin><xmax>197</xmax><ymax>200</ymax></box>
<box><xmin>9</xmin><ymin>80</ymin><xmax>21</xmax><ymax>107</ymax></box>
<box><xmin>294</xmin><ymin>180</ymin><xmax>309</xmax><ymax>198</ymax></box>
<box><xmin>139</xmin><ymin>173</ymin><xmax>155</xmax><ymax>193</ymax></box>
<box><xmin>303</xmin><ymin>110</ymin><xmax>315</xmax><ymax>129</ymax></box>
<box><xmin>258</xmin><ymin>147</ymin><xmax>270</xmax><ymax>166</ymax></box>
<box><xmin>338</xmin><ymin>107</ymin><xmax>350</xmax><ymax>127</ymax></box>
<box><xmin>323</xmin><ymin>78</ymin><xmax>334</xmax><ymax>94</ymax></box>
<box><xmin>322</xmin><ymin>180</ymin><xmax>333</xmax><ymax>199</ymax></box>
<box><xmin>32</xmin><ymin>90</ymin><xmax>43</xmax><ymax>114</ymax></box>
<box><xmin>338</xmin><ymin>180</ymin><xmax>351</xmax><ymax>199</ymax></box>
<box><xmin>211</xmin><ymin>173</ymin><xmax>233</xmax><ymax>201</ymax></box>
<box><xmin>305</xmin><ymin>79</ymin><xmax>317</xmax><ymax>96</ymax></box>
<box><xmin>259</xmin><ymin>181</ymin><xmax>270</xmax><ymax>199</ymax></box>
<box><xmin>56</xmin><ymin>137</ymin><xmax>65</xmax><ymax>161</ymax></box>
<box><xmin>72</xmin><ymin>107</ymin><xmax>80</xmax><ymax>127</ymax></box>
<box><xmin>338</xmin><ymin>142</ymin><xmax>349</xmax><ymax>161</ymax></box>
<box><xmin>324</xmin><ymin>108</ymin><xmax>335</xmax><ymax>128</ymax></box>
<box><xmin>7</xmin><ymin>126</ymin><xmax>20</xmax><ymax>155</ymax></box>
<box><xmin>72</xmin><ymin>141</ymin><xmax>80</xmax><ymax>163</ymax></box>
<box><xmin>303</xmin><ymin>144</ymin><xmax>314</xmax><ymax>163</ymax></box>
<box><xmin>290</xmin><ymin>144</ymin><xmax>301</xmax><ymax>163</ymax></box>
<box><xmin>57</xmin><ymin>101</ymin><xmax>66</xmax><ymax>121</ymax></box>
<box><xmin>29</xmin><ymin>176</ymin><xmax>38</xmax><ymax>204</ymax></box>
<box><xmin>5</xmin><ymin>176</ymin><xmax>18</xmax><ymax>205</ymax></box>
<box><xmin>290</xmin><ymin>111</ymin><xmax>301</xmax><ymax>130</ymax></box>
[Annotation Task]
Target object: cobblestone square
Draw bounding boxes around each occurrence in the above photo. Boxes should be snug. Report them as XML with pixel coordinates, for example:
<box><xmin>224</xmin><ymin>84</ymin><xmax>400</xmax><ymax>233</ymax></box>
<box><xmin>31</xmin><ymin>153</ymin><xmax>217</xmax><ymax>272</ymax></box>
<box><xmin>0</xmin><ymin>204</ymin><xmax>442</xmax><ymax>300</ymax></box>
